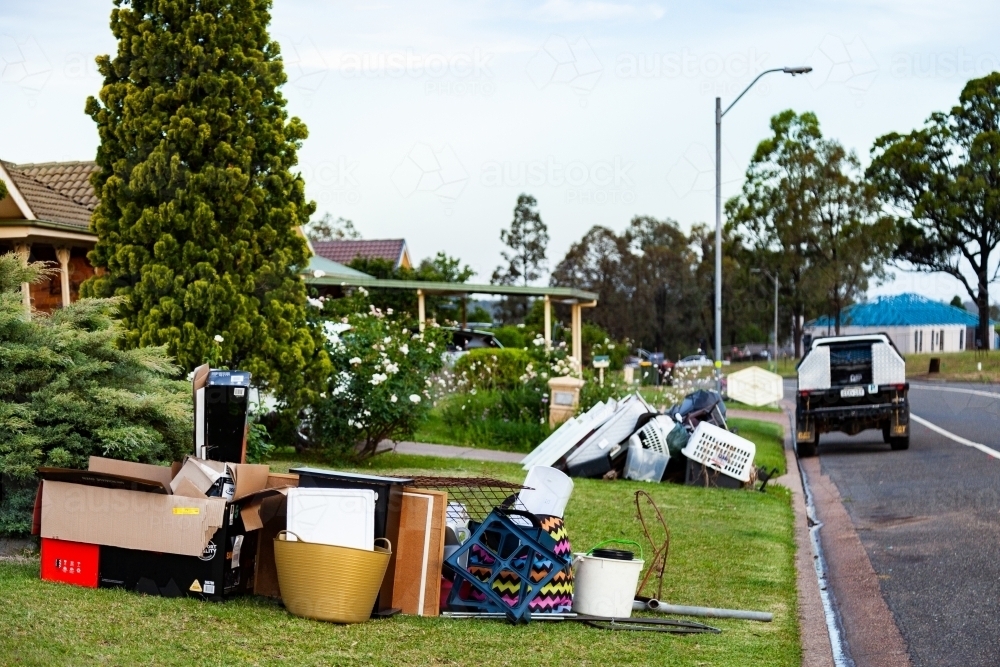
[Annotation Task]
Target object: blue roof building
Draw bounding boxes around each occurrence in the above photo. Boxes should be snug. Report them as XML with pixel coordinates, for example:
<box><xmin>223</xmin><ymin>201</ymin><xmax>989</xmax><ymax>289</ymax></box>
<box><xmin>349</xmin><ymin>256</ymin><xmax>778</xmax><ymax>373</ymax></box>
<box><xmin>806</xmin><ymin>293</ymin><xmax>996</xmax><ymax>354</ymax></box>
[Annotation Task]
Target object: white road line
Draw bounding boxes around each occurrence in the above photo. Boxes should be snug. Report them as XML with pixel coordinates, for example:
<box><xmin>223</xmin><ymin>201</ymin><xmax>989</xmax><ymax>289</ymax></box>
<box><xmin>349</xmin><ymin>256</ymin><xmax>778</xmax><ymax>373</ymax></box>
<box><xmin>909</xmin><ymin>383</ymin><xmax>1000</xmax><ymax>400</ymax></box>
<box><xmin>911</xmin><ymin>414</ymin><xmax>1000</xmax><ymax>460</ymax></box>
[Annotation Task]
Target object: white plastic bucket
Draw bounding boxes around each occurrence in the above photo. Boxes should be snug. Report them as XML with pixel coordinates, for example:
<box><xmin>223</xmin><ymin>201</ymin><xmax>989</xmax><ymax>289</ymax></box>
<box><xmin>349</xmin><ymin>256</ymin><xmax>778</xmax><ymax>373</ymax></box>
<box><xmin>571</xmin><ymin>553</ymin><xmax>644</xmax><ymax>618</ymax></box>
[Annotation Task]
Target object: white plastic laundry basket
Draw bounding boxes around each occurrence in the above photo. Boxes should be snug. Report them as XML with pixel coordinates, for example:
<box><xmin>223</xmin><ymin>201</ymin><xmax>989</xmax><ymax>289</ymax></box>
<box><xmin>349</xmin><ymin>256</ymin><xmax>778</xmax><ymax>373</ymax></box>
<box><xmin>681</xmin><ymin>421</ymin><xmax>756</xmax><ymax>483</ymax></box>
<box><xmin>628</xmin><ymin>415</ymin><xmax>673</xmax><ymax>455</ymax></box>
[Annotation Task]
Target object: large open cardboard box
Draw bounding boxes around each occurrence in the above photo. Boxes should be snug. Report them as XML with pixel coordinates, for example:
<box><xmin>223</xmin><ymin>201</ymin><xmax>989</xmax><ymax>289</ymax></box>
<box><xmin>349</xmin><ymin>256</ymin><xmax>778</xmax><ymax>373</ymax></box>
<box><xmin>35</xmin><ymin>457</ymin><xmax>290</xmax><ymax>601</ymax></box>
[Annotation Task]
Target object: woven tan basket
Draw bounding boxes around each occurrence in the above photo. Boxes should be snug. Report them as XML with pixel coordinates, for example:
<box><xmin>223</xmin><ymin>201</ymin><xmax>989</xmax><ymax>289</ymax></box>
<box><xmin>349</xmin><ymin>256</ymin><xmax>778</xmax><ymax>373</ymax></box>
<box><xmin>274</xmin><ymin>531</ymin><xmax>391</xmax><ymax>623</ymax></box>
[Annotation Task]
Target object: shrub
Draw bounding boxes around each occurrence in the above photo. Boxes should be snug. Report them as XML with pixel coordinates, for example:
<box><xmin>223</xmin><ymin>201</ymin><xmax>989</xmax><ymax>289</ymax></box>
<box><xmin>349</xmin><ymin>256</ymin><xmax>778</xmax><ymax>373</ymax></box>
<box><xmin>0</xmin><ymin>255</ymin><xmax>191</xmax><ymax>536</ymax></box>
<box><xmin>438</xmin><ymin>388</ymin><xmax>549</xmax><ymax>451</ymax></box>
<box><xmin>305</xmin><ymin>290</ymin><xmax>449</xmax><ymax>460</ymax></box>
<box><xmin>452</xmin><ymin>348</ymin><xmax>533</xmax><ymax>392</ymax></box>
<box><xmin>491</xmin><ymin>325</ymin><xmax>534</xmax><ymax>349</ymax></box>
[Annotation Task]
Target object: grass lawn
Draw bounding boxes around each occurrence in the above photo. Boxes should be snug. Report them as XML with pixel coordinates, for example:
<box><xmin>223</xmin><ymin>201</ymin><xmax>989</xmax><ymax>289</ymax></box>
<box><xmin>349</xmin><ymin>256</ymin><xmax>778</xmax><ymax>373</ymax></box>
<box><xmin>0</xmin><ymin>421</ymin><xmax>798</xmax><ymax>666</ymax></box>
<box><xmin>904</xmin><ymin>350</ymin><xmax>1000</xmax><ymax>382</ymax></box>
<box><xmin>724</xmin><ymin>359</ymin><xmax>799</xmax><ymax>379</ymax></box>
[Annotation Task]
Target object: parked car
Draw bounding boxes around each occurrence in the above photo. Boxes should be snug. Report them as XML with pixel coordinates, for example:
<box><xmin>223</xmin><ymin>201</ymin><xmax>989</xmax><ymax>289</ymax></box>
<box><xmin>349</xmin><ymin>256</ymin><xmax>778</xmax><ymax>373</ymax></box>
<box><xmin>675</xmin><ymin>354</ymin><xmax>714</xmax><ymax>368</ymax></box>
<box><xmin>446</xmin><ymin>328</ymin><xmax>503</xmax><ymax>352</ymax></box>
<box><xmin>442</xmin><ymin>328</ymin><xmax>503</xmax><ymax>365</ymax></box>
<box><xmin>795</xmin><ymin>333</ymin><xmax>909</xmax><ymax>457</ymax></box>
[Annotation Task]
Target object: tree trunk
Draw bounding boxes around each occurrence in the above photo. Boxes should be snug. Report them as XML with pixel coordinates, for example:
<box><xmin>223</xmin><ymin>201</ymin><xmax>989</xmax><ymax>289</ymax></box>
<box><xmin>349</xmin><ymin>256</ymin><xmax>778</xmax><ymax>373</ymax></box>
<box><xmin>977</xmin><ymin>274</ymin><xmax>990</xmax><ymax>351</ymax></box>
<box><xmin>793</xmin><ymin>305</ymin><xmax>804</xmax><ymax>358</ymax></box>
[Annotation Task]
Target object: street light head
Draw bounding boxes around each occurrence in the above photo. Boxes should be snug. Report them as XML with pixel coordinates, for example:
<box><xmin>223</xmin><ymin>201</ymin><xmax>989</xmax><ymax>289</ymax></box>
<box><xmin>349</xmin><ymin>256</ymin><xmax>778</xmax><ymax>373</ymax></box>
<box><xmin>782</xmin><ymin>66</ymin><xmax>813</xmax><ymax>75</ymax></box>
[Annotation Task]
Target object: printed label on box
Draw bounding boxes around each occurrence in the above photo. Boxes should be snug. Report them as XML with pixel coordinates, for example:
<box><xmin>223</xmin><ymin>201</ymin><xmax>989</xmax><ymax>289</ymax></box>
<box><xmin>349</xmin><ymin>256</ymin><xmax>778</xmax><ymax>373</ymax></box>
<box><xmin>231</xmin><ymin>535</ymin><xmax>243</xmax><ymax>569</ymax></box>
<box><xmin>173</xmin><ymin>507</ymin><xmax>200</xmax><ymax>515</ymax></box>
<box><xmin>204</xmin><ymin>581</ymin><xmax>216</xmax><ymax>594</ymax></box>
<box><xmin>189</xmin><ymin>579</ymin><xmax>202</xmax><ymax>593</ymax></box>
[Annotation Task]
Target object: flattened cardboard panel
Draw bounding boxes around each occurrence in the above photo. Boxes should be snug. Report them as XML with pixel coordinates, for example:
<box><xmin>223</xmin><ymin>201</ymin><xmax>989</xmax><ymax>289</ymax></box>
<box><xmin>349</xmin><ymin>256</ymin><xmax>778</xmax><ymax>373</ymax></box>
<box><xmin>253</xmin><ymin>496</ymin><xmax>287</xmax><ymax>598</ymax></box>
<box><xmin>266</xmin><ymin>473</ymin><xmax>298</xmax><ymax>489</ymax></box>
<box><xmin>169</xmin><ymin>459</ymin><xmax>218</xmax><ymax>496</ymax></box>
<box><xmin>232</xmin><ymin>464</ymin><xmax>270</xmax><ymax>501</ymax></box>
<box><xmin>38</xmin><ymin>468</ymin><xmax>168</xmax><ymax>495</ymax></box>
<box><xmin>40</xmin><ymin>481</ymin><xmax>226</xmax><ymax>558</ymax></box>
<box><xmin>88</xmin><ymin>457</ymin><xmax>176</xmax><ymax>489</ymax></box>
<box><xmin>172</xmin><ymin>478</ymin><xmax>207</xmax><ymax>500</ymax></box>
<box><xmin>393</xmin><ymin>488</ymin><xmax>447</xmax><ymax>616</ymax></box>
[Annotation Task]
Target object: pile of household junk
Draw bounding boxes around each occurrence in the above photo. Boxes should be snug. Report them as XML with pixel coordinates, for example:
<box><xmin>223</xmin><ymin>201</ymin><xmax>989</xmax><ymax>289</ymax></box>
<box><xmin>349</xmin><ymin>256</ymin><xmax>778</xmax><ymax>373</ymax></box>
<box><xmin>35</xmin><ymin>365</ymin><xmax>741</xmax><ymax>632</ymax></box>
<box><xmin>523</xmin><ymin>389</ymin><xmax>762</xmax><ymax>489</ymax></box>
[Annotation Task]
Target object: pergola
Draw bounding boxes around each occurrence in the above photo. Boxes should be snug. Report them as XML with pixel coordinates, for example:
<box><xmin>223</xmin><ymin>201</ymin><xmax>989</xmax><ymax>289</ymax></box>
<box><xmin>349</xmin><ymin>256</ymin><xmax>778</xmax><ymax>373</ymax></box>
<box><xmin>306</xmin><ymin>272</ymin><xmax>598</xmax><ymax>363</ymax></box>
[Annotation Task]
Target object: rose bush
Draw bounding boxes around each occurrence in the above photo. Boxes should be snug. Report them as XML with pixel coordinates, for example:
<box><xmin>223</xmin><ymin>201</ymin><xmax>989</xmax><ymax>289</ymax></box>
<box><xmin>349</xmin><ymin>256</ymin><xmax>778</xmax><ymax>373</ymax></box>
<box><xmin>305</xmin><ymin>289</ymin><xmax>448</xmax><ymax>460</ymax></box>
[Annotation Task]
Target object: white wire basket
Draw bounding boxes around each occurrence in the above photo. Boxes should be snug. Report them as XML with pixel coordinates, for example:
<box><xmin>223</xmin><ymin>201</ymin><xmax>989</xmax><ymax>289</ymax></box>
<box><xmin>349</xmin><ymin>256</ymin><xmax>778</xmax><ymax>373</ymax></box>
<box><xmin>681</xmin><ymin>421</ymin><xmax>756</xmax><ymax>483</ymax></box>
<box><xmin>628</xmin><ymin>415</ymin><xmax>673</xmax><ymax>456</ymax></box>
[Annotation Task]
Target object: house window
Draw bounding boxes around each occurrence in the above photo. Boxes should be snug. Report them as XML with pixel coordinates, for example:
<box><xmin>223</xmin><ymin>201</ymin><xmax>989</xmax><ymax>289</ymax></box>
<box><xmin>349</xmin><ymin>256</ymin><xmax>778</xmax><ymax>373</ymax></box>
<box><xmin>940</xmin><ymin>329</ymin><xmax>945</xmax><ymax>351</ymax></box>
<box><xmin>960</xmin><ymin>329</ymin><xmax>965</xmax><ymax>350</ymax></box>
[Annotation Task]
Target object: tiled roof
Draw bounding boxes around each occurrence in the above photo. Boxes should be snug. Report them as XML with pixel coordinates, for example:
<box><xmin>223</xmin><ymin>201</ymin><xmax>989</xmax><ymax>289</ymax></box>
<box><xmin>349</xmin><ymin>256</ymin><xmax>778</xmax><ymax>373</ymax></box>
<box><xmin>313</xmin><ymin>239</ymin><xmax>407</xmax><ymax>266</ymax></box>
<box><xmin>3</xmin><ymin>160</ymin><xmax>98</xmax><ymax>228</ymax></box>
<box><xmin>12</xmin><ymin>161</ymin><xmax>100</xmax><ymax>209</ymax></box>
<box><xmin>809</xmin><ymin>293</ymin><xmax>994</xmax><ymax>328</ymax></box>
<box><xmin>304</xmin><ymin>254</ymin><xmax>373</xmax><ymax>279</ymax></box>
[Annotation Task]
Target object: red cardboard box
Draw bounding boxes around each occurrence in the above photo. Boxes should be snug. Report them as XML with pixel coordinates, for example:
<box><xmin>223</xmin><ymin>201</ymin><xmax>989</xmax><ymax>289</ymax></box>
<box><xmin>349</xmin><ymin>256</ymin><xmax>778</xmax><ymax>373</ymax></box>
<box><xmin>40</xmin><ymin>538</ymin><xmax>99</xmax><ymax>588</ymax></box>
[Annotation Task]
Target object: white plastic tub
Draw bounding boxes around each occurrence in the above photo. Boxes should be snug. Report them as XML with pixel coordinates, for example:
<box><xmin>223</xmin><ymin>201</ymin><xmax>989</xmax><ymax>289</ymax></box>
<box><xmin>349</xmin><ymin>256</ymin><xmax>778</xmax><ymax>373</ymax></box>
<box><xmin>571</xmin><ymin>552</ymin><xmax>645</xmax><ymax>618</ymax></box>
<box><xmin>623</xmin><ymin>445</ymin><xmax>669</xmax><ymax>482</ymax></box>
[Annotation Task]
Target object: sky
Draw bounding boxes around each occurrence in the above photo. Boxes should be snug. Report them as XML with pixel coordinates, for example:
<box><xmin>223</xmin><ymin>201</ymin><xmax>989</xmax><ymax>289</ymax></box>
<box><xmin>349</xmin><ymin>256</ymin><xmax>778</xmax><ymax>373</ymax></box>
<box><xmin>2</xmin><ymin>0</ymin><xmax>999</xmax><ymax>303</ymax></box>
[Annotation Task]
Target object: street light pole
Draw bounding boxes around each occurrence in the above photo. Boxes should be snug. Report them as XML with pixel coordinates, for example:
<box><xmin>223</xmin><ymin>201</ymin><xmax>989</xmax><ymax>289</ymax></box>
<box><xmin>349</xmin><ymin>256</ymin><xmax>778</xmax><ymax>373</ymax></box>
<box><xmin>714</xmin><ymin>66</ymin><xmax>811</xmax><ymax>390</ymax></box>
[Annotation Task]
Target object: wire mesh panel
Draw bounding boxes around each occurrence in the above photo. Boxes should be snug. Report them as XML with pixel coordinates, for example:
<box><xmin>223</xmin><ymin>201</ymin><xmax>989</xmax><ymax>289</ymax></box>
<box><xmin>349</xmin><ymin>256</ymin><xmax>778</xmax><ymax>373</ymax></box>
<box><xmin>389</xmin><ymin>476</ymin><xmax>530</xmax><ymax>523</ymax></box>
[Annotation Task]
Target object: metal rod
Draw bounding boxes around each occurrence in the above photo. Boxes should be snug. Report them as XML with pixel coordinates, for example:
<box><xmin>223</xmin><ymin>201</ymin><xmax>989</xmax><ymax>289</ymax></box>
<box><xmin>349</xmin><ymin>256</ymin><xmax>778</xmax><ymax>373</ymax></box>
<box><xmin>633</xmin><ymin>598</ymin><xmax>773</xmax><ymax>622</ymax></box>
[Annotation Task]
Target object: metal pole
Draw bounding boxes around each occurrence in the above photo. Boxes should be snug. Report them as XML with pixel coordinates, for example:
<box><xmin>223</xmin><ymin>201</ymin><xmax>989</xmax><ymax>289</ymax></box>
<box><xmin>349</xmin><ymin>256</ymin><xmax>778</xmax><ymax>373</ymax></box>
<box><xmin>773</xmin><ymin>273</ymin><xmax>779</xmax><ymax>373</ymax></box>
<box><xmin>714</xmin><ymin>96</ymin><xmax>722</xmax><ymax>389</ymax></box>
<box><xmin>711</xmin><ymin>67</ymin><xmax>810</xmax><ymax>388</ymax></box>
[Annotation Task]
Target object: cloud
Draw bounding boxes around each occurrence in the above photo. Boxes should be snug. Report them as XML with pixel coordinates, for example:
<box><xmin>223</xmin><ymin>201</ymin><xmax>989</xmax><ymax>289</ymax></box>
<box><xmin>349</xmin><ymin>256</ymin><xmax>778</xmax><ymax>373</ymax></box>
<box><xmin>532</xmin><ymin>0</ymin><xmax>665</xmax><ymax>22</ymax></box>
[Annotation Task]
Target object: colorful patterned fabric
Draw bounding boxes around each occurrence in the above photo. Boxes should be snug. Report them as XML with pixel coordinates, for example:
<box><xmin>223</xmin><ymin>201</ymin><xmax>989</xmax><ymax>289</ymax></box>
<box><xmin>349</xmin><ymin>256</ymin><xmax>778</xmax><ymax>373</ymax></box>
<box><xmin>529</xmin><ymin>515</ymin><xmax>573</xmax><ymax>613</ymax></box>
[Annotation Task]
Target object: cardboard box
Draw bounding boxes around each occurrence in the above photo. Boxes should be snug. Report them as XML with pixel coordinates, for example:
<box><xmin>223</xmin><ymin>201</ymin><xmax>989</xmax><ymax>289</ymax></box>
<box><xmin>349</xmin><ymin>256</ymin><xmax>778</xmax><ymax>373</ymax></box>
<box><xmin>36</xmin><ymin>457</ymin><xmax>290</xmax><ymax>601</ymax></box>
<box><xmin>97</xmin><ymin>503</ymin><xmax>260</xmax><ymax>601</ymax></box>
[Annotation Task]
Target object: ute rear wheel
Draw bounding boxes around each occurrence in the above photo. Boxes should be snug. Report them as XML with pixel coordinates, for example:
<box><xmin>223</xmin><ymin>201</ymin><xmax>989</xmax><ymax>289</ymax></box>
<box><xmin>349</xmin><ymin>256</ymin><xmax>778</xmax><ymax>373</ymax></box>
<box><xmin>797</xmin><ymin>432</ymin><xmax>819</xmax><ymax>458</ymax></box>
<box><xmin>881</xmin><ymin>423</ymin><xmax>891</xmax><ymax>444</ymax></box>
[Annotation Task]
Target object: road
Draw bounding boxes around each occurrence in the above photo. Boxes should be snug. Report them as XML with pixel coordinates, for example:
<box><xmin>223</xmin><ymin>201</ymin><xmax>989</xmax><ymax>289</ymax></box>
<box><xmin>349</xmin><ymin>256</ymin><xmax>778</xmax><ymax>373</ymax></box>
<box><xmin>785</xmin><ymin>379</ymin><xmax>1000</xmax><ymax>667</ymax></box>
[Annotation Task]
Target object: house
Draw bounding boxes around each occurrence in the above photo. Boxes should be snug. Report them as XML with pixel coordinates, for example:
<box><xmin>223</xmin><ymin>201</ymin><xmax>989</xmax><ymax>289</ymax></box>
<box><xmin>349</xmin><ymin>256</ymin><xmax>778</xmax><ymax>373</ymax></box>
<box><xmin>0</xmin><ymin>160</ymin><xmax>100</xmax><ymax>311</ymax></box>
<box><xmin>312</xmin><ymin>239</ymin><xmax>411</xmax><ymax>270</ymax></box>
<box><xmin>805</xmin><ymin>293</ymin><xmax>996</xmax><ymax>353</ymax></box>
<box><xmin>0</xmin><ymin>157</ymin><xmax>370</xmax><ymax>312</ymax></box>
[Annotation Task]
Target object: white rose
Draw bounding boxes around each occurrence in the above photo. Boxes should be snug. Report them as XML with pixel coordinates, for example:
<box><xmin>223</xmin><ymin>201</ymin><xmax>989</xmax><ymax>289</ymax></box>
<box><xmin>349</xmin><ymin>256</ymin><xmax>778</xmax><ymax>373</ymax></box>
<box><xmin>409</xmin><ymin>394</ymin><xmax>421</xmax><ymax>403</ymax></box>
<box><xmin>349</xmin><ymin>357</ymin><xmax>362</xmax><ymax>365</ymax></box>
<box><xmin>213</xmin><ymin>334</ymin><xmax>224</xmax><ymax>343</ymax></box>
<box><xmin>391</xmin><ymin>394</ymin><xmax>398</xmax><ymax>403</ymax></box>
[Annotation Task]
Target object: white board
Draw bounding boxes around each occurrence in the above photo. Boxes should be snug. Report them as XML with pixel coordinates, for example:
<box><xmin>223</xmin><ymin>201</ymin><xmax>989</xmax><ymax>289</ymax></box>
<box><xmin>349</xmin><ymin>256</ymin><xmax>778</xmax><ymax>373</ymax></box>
<box><xmin>286</xmin><ymin>488</ymin><xmax>376</xmax><ymax>551</ymax></box>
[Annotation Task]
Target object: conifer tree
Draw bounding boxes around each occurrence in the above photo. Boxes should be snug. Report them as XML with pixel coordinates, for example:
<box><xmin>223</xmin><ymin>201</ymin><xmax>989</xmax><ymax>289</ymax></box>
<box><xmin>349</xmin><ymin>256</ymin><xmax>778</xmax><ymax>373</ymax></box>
<box><xmin>82</xmin><ymin>0</ymin><xmax>328</xmax><ymax>404</ymax></box>
<box><xmin>0</xmin><ymin>254</ymin><xmax>191</xmax><ymax>535</ymax></box>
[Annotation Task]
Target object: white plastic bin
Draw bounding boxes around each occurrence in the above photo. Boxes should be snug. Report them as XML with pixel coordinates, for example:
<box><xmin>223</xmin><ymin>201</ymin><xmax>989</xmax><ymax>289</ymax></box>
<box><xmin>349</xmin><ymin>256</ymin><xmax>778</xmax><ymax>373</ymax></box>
<box><xmin>518</xmin><ymin>466</ymin><xmax>574</xmax><ymax>517</ymax></box>
<box><xmin>623</xmin><ymin>445</ymin><xmax>669</xmax><ymax>482</ymax></box>
<box><xmin>572</xmin><ymin>552</ymin><xmax>645</xmax><ymax>618</ymax></box>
